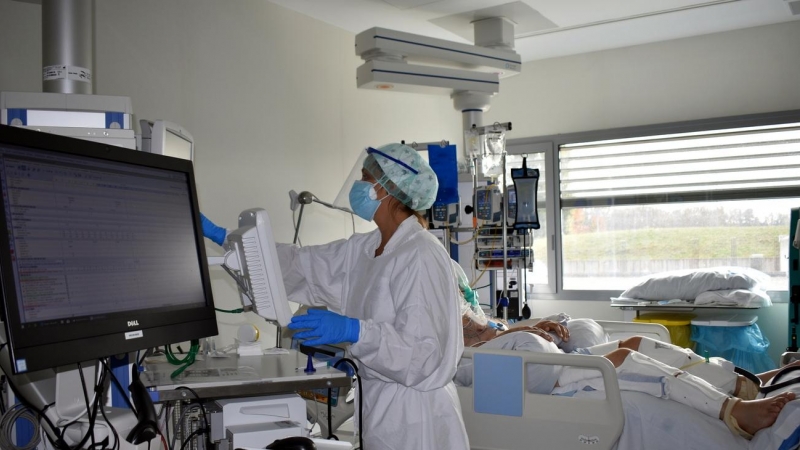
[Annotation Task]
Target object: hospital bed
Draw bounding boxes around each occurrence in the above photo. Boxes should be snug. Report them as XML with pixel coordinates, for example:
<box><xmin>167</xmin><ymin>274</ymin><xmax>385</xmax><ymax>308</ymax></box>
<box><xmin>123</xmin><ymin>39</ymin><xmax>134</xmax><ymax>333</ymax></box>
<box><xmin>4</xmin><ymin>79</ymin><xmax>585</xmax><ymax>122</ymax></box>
<box><xmin>457</xmin><ymin>319</ymin><xmax>671</xmax><ymax>450</ymax></box>
<box><xmin>458</xmin><ymin>319</ymin><xmax>800</xmax><ymax>450</ymax></box>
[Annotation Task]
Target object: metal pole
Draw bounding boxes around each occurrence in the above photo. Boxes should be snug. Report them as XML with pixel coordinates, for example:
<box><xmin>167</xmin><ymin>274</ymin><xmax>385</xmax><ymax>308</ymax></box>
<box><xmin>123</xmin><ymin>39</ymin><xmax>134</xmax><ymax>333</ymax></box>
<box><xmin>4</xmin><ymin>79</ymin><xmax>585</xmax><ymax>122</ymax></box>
<box><xmin>42</xmin><ymin>0</ymin><xmax>94</xmax><ymax>94</ymax></box>
<box><xmin>293</xmin><ymin>203</ymin><xmax>305</xmax><ymax>245</ymax></box>
<box><xmin>501</xmin><ymin>152</ymin><xmax>508</xmax><ymax>299</ymax></box>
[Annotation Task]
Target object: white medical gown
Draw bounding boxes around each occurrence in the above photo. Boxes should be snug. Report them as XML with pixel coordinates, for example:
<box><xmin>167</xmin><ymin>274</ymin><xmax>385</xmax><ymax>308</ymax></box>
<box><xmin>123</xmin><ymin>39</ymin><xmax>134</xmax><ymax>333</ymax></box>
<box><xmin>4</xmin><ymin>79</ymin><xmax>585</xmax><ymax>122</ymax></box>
<box><xmin>277</xmin><ymin>216</ymin><xmax>469</xmax><ymax>450</ymax></box>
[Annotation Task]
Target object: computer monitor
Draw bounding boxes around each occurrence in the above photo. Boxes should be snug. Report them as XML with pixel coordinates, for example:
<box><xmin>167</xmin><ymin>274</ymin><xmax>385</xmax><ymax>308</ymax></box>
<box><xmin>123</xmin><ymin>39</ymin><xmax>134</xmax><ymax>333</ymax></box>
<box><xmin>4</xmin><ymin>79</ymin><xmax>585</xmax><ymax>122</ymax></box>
<box><xmin>139</xmin><ymin>120</ymin><xmax>193</xmax><ymax>161</ymax></box>
<box><xmin>221</xmin><ymin>208</ymin><xmax>293</xmax><ymax>327</ymax></box>
<box><xmin>0</xmin><ymin>124</ymin><xmax>217</xmax><ymax>374</ymax></box>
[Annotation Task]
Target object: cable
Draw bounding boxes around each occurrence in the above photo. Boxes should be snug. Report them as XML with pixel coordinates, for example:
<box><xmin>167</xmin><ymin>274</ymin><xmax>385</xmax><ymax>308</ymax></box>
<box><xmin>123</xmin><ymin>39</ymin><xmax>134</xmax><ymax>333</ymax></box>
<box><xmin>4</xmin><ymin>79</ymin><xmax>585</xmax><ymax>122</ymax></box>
<box><xmin>174</xmin><ymin>387</ymin><xmax>210</xmax><ymax>449</ymax></box>
<box><xmin>76</xmin><ymin>363</ymin><xmax>96</xmax><ymax>449</ymax></box>
<box><xmin>97</xmin><ymin>393</ymin><xmax>120</xmax><ymax>450</ymax></box>
<box><xmin>214</xmin><ymin>307</ymin><xmax>244</xmax><ymax>314</ymax></box>
<box><xmin>165</xmin><ymin>341</ymin><xmax>200</xmax><ymax>378</ymax></box>
<box><xmin>333</xmin><ymin>358</ymin><xmax>363</xmax><ymax>450</ymax></box>
<box><xmin>179</xmin><ymin>427</ymin><xmax>205</xmax><ymax>450</ymax></box>
<box><xmin>0</xmin><ymin>404</ymin><xmax>41</xmax><ymax>450</ymax></box>
<box><xmin>326</xmin><ymin>388</ymin><xmax>334</xmax><ymax>440</ymax></box>
<box><xmin>98</xmin><ymin>359</ymin><xmax>137</xmax><ymax>416</ymax></box>
<box><xmin>0</xmin><ymin>369</ymin><xmax>68</xmax><ymax>449</ymax></box>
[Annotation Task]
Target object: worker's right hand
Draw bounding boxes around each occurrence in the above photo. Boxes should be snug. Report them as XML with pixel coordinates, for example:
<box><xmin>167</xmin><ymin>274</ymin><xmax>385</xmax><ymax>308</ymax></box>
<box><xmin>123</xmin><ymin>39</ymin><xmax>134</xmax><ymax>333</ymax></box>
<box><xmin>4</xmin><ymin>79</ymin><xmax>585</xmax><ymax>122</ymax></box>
<box><xmin>200</xmin><ymin>213</ymin><xmax>227</xmax><ymax>246</ymax></box>
<box><xmin>288</xmin><ymin>309</ymin><xmax>361</xmax><ymax>346</ymax></box>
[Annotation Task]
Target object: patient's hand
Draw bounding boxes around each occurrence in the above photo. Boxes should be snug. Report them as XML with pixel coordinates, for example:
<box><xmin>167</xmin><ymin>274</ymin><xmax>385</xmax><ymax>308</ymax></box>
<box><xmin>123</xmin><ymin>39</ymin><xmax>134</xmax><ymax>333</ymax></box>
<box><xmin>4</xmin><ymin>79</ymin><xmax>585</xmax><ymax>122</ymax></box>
<box><xmin>534</xmin><ymin>320</ymin><xmax>570</xmax><ymax>342</ymax></box>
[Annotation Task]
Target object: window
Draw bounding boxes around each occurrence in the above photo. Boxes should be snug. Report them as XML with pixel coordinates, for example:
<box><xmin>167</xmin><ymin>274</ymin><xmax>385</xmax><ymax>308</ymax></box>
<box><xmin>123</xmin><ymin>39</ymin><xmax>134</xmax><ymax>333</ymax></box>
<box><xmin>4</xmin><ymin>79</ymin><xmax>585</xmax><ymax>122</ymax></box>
<box><xmin>505</xmin><ymin>152</ymin><xmax>549</xmax><ymax>290</ymax></box>
<box><xmin>557</xmin><ymin>121</ymin><xmax>800</xmax><ymax>295</ymax></box>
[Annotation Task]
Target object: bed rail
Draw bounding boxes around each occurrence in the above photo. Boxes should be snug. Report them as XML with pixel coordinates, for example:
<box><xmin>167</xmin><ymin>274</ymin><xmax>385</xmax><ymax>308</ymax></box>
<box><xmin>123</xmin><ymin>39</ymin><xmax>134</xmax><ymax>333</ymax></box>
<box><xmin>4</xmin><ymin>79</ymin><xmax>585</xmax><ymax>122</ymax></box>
<box><xmin>458</xmin><ymin>348</ymin><xmax>624</xmax><ymax>450</ymax></box>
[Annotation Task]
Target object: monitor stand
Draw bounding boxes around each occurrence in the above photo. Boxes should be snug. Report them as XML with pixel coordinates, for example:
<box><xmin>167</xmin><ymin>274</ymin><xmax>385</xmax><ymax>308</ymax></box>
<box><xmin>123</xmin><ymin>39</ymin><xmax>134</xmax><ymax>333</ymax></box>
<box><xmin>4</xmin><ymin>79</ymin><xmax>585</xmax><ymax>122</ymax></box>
<box><xmin>0</xmin><ymin>325</ymin><xmax>156</xmax><ymax>449</ymax></box>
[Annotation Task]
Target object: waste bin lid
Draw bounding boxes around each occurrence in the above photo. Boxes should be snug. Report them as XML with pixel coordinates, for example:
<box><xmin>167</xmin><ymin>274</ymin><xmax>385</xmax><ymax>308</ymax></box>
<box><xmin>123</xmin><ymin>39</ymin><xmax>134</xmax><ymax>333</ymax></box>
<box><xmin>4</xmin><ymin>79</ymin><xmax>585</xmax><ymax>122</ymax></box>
<box><xmin>633</xmin><ymin>312</ymin><xmax>696</xmax><ymax>325</ymax></box>
<box><xmin>691</xmin><ymin>314</ymin><xmax>757</xmax><ymax>327</ymax></box>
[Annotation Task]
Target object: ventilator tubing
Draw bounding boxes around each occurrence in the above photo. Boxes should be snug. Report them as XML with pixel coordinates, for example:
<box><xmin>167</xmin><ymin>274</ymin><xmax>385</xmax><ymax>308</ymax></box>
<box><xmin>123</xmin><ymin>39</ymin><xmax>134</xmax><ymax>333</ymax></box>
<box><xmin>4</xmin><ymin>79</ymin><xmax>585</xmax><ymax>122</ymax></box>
<box><xmin>635</xmin><ymin>337</ymin><xmax>738</xmax><ymax>395</ymax></box>
<box><xmin>618</xmin><ymin>351</ymin><xmax>729</xmax><ymax>419</ymax></box>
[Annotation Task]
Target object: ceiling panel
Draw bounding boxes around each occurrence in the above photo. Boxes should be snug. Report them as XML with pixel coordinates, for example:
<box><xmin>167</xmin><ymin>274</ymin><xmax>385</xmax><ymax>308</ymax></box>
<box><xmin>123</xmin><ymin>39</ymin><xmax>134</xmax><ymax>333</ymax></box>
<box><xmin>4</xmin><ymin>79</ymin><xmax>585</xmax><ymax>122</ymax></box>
<box><xmin>268</xmin><ymin>0</ymin><xmax>800</xmax><ymax>61</ymax></box>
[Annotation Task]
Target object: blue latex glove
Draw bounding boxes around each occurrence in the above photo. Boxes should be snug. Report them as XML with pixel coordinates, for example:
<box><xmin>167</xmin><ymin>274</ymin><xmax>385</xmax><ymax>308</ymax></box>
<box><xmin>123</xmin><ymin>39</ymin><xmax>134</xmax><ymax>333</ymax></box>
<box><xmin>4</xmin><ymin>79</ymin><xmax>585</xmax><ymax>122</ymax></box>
<box><xmin>200</xmin><ymin>213</ymin><xmax>226</xmax><ymax>246</ymax></box>
<box><xmin>288</xmin><ymin>309</ymin><xmax>360</xmax><ymax>346</ymax></box>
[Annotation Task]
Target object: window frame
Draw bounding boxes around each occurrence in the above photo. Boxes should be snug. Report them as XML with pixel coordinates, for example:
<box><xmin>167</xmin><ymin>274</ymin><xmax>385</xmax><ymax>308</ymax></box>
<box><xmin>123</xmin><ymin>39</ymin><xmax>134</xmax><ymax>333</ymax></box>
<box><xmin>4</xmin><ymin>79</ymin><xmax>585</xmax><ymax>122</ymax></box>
<box><xmin>506</xmin><ymin>108</ymin><xmax>800</xmax><ymax>302</ymax></box>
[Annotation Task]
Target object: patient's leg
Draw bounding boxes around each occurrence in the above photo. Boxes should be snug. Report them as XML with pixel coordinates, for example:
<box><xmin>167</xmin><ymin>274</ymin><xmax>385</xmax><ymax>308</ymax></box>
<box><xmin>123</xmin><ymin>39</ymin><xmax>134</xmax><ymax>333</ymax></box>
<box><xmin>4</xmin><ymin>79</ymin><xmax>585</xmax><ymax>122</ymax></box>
<box><xmin>617</xmin><ymin>336</ymin><xmax>741</xmax><ymax>396</ymax></box>
<box><xmin>611</xmin><ymin>348</ymin><xmax>795</xmax><ymax>439</ymax></box>
<box><xmin>725</xmin><ymin>394</ymin><xmax>795</xmax><ymax>438</ymax></box>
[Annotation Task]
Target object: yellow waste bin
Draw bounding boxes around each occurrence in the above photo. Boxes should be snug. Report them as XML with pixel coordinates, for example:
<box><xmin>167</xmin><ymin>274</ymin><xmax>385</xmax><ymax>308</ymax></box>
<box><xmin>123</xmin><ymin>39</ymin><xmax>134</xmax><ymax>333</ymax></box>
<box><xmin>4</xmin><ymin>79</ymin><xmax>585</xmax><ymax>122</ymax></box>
<box><xmin>633</xmin><ymin>312</ymin><xmax>696</xmax><ymax>349</ymax></box>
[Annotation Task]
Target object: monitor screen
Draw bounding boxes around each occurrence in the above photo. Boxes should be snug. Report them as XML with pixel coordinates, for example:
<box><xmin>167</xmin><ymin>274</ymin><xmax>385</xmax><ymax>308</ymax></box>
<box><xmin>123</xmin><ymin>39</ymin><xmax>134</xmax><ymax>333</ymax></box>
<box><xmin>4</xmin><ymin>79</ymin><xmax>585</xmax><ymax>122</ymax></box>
<box><xmin>0</xmin><ymin>125</ymin><xmax>217</xmax><ymax>374</ymax></box>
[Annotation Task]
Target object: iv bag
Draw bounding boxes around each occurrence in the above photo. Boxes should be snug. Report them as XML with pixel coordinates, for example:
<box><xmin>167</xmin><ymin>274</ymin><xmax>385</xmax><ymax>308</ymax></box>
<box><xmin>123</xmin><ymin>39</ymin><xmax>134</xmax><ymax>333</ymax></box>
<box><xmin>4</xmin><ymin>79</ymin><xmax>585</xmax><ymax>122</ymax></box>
<box><xmin>480</xmin><ymin>132</ymin><xmax>506</xmax><ymax>178</ymax></box>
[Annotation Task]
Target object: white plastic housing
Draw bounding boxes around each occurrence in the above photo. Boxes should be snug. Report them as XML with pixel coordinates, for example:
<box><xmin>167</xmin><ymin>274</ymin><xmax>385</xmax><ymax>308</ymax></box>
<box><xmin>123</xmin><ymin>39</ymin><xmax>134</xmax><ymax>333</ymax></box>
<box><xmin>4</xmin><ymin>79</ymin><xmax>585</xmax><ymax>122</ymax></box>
<box><xmin>357</xmin><ymin>60</ymin><xmax>499</xmax><ymax>95</ymax></box>
<box><xmin>225</xmin><ymin>209</ymin><xmax>293</xmax><ymax>327</ymax></box>
<box><xmin>355</xmin><ymin>27</ymin><xmax>521</xmax><ymax>77</ymax></box>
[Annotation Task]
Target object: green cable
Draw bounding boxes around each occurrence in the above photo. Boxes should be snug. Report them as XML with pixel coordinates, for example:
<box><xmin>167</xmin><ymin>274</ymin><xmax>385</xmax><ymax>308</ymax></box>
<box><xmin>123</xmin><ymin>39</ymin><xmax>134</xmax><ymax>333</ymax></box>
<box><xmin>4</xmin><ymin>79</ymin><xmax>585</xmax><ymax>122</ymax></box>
<box><xmin>165</xmin><ymin>340</ymin><xmax>200</xmax><ymax>378</ymax></box>
<box><xmin>215</xmin><ymin>307</ymin><xmax>244</xmax><ymax>314</ymax></box>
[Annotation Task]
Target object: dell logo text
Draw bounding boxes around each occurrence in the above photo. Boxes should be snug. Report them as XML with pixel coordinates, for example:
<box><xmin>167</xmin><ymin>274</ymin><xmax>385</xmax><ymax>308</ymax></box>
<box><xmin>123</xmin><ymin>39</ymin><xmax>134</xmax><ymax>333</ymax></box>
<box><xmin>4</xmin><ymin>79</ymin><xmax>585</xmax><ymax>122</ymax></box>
<box><xmin>127</xmin><ymin>320</ymin><xmax>139</xmax><ymax>327</ymax></box>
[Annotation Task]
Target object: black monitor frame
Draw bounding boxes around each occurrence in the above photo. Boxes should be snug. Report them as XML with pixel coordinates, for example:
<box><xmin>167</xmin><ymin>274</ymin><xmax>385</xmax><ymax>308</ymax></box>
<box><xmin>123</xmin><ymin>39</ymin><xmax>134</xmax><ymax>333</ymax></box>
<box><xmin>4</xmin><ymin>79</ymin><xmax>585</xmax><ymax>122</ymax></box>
<box><xmin>0</xmin><ymin>125</ymin><xmax>217</xmax><ymax>374</ymax></box>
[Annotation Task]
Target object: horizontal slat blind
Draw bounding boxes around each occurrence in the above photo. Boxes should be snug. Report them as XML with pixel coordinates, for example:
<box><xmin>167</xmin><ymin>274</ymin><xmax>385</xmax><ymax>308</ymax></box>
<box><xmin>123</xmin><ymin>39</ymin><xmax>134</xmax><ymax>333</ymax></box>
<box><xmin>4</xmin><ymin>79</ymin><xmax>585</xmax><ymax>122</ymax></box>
<box><xmin>560</xmin><ymin>124</ymin><xmax>800</xmax><ymax>206</ymax></box>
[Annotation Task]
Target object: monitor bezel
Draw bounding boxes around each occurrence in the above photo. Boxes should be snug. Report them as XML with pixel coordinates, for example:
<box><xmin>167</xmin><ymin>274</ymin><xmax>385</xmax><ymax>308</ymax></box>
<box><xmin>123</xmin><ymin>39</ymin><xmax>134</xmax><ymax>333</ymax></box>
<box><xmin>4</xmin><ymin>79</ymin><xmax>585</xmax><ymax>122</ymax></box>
<box><xmin>0</xmin><ymin>124</ymin><xmax>217</xmax><ymax>374</ymax></box>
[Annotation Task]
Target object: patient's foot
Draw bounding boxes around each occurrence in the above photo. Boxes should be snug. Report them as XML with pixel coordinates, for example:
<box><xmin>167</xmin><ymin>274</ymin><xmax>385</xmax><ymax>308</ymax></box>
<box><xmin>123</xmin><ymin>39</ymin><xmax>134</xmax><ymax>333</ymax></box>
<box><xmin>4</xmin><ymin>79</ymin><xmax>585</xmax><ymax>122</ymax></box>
<box><xmin>731</xmin><ymin>392</ymin><xmax>796</xmax><ymax>436</ymax></box>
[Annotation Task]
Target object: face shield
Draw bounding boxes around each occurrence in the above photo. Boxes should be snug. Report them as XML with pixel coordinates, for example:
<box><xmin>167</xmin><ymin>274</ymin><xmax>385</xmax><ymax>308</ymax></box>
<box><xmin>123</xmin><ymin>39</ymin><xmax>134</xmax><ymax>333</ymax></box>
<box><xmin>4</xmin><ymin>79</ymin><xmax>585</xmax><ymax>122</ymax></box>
<box><xmin>333</xmin><ymin>144</ymin><xmax>439</xmax><ymax>217</ymax></box>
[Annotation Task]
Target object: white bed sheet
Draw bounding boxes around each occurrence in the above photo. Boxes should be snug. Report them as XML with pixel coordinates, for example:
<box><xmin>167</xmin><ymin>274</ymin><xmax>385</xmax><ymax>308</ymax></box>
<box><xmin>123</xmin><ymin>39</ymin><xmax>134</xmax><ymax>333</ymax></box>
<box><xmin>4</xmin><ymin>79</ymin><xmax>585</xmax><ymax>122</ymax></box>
<box><xmin>608</xmin><ymin>391</ymin><xmax>800</xmax><ymax>450</ymax></box>
<box><xmin>610</xmin><ymin>391</ymin><xmax>747</xmax><ymax>450</ymax></box>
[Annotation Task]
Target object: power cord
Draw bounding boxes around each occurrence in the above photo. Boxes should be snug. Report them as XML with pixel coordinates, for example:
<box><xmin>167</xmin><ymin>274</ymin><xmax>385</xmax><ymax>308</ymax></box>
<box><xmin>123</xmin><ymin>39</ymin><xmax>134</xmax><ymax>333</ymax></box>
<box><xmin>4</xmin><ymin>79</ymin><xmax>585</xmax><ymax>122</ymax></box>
<box><xmin>333</xmin><ymin>358</ymin><xmax>363</xmax><ymax>450</ymax></box>
<box><xmin>76</xmin><ymin>363</ymin><xmax>96</xmax><ymax>449</ymax></box>
<box><xmin>97</xmin><ymin>359</ymin><xmax>137</xmax><ymax>416</ymax></box>
<box><xmin>0</xmin><ymin>403</ymin><xmax>41</xmax><ymax>450</ymax></box>
<box><xmin>0</xmin><ymin>340</ymin><xmax>69</xmax><ymax>449</ymax></box>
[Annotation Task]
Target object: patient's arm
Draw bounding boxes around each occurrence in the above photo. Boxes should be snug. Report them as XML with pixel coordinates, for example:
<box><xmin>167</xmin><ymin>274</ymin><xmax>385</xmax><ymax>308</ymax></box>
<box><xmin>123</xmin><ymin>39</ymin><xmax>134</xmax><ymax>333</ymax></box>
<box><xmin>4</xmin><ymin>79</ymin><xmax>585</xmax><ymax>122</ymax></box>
<box><xmin>495</xmin><ymin>325</ymin><xmax>555</xmax><ymax>343</ymax></box>
<box><xmin>757</xmin><ymin>359</ymin><xmax>800</xmax><ymax>384</ymax></box>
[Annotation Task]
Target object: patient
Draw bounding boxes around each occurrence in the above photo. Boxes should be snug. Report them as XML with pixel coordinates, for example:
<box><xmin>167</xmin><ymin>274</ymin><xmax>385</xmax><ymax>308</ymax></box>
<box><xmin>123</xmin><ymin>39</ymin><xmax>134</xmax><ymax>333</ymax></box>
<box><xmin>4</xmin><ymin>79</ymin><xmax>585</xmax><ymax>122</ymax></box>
<box><xmin>457</xmin><ymin>302</ymin><xmax>796</xmax><ymax>439</ymax></box>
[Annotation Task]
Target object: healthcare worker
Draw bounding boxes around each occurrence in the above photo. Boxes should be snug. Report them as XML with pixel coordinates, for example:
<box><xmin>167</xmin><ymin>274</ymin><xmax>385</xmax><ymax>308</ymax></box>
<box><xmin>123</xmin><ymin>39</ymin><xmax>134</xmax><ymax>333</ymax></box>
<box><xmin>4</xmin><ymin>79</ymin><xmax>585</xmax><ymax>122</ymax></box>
<box><xmin>202</xmin><ymin>144</ymin><xmax>469</xmax><ymax>450</ymax></box>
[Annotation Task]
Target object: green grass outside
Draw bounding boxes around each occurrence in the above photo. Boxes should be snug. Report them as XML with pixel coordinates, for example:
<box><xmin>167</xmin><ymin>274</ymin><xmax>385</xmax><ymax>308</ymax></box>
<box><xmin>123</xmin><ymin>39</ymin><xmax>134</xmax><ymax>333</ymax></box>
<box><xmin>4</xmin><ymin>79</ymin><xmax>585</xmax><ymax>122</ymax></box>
<box><xmin>549</xmin><ymin>226</ymin><xmax>786</xmax><ymax>261</ymax></box>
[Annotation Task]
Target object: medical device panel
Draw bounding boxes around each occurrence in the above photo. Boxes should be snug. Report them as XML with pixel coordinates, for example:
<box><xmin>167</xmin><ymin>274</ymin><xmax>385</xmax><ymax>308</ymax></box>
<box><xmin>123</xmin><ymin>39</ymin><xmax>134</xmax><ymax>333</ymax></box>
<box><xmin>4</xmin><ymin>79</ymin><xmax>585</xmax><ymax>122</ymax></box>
<box><xmin>0</xmin><ymin>124</ymin><xmax>217</xmax><ymax>374</ymax></box>
<box><xmin>430</xmin><ymin>201</ymin><xmax>461</xmax><ymax>229</ymax></box>
<box><xmin>475</xmin><ymin>185</ymin><xmax>503</xmax><ymax>226</ymax></box>
<box><xmin>140</xmin><ymin>119</ymin><xmax>194</xmax><ymax>161</ymax></box>
<box><xmin>510</xmin><ymin>158</ymin><xmax>540</xmax><ymax>230</ymax></box>
<box><xmin>220</xmin><ymin>209</ymin><xmax>293</xmax><ymax>327</ymax></box>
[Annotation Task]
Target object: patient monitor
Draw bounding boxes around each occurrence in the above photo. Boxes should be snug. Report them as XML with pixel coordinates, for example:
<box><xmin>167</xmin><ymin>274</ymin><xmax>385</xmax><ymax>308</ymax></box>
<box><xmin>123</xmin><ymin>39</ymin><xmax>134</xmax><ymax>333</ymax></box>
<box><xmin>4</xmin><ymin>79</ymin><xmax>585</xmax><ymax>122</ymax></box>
<box><xmin>0</xmin><ymin>124</ymin><xmax>218</xmax><ymax>448</ymax></box>
<box><xmin>208</xmin><ymin>208</ymin><xmax>293</xmax><ymax>327</ymax></box>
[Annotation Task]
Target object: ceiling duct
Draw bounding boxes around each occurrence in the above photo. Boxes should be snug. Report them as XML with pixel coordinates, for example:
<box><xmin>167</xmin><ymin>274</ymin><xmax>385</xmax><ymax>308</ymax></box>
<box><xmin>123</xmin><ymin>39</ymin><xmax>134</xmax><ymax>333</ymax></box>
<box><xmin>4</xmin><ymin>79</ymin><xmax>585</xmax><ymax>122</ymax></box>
<box><xmin>42</xmin><ymin>0</ymin><xmax>93</xmax><ymax>94</ymax></box>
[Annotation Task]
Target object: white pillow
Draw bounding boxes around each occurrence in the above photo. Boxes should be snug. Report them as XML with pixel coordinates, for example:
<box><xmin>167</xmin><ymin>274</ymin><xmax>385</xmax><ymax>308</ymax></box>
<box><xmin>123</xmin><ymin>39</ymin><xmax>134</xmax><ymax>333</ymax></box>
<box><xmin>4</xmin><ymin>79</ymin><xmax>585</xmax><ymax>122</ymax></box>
<box><xmin>561</xmin><ymin>318</ymin><xmax>609</xmax><ymax>353</ymax></box>
<box><xmin>619</xmin><ymin>267</ymin><xmax>767</xmax><ymax>301</ymax></box>
<box><xmin>694</xmin><ymin>289</ymin><xmax>772</xmax><ymax>307</ymax></box>
<box><xmin>455</xmin><ymin>332</ymin><xmax>562</xmax><ymax>394</ymax></box>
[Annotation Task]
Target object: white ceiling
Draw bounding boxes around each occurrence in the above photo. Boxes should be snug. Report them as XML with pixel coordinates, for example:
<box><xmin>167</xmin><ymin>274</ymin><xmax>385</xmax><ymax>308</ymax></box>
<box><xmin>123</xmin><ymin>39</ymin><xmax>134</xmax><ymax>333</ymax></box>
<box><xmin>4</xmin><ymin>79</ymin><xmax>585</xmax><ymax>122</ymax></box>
<box><xmin>268</xmin><ymin>0</ymin><xmax>800</xmax><ymax>61</ymax></box>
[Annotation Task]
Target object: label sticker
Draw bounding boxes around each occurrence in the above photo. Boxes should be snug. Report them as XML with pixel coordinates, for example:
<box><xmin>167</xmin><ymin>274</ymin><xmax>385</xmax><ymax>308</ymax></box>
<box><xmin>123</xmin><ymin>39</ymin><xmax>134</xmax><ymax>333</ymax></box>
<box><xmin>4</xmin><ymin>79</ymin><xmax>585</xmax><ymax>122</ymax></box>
<box><xmin>67</xmin><ymin>66</ymin><xmax>92</xmax><ymax>82</ymax></box>
<box><xmin>43</xmin><ymin>65</ymin><xmax>92</xmax><ymax>83</ymax></box>
<box><xmin>15</xmin><ymin>359</ymin><xmax>27</xmax><ymax>373</ymax></box>
<box><xmin>43</xmin><ymin>65</ymin><xmax>67</xmax><ymax>80</ymax></box>
<box><xmin>125</xmin><ymin>330</ymin><xmax>144</xmax><ymax>340</ymax></box>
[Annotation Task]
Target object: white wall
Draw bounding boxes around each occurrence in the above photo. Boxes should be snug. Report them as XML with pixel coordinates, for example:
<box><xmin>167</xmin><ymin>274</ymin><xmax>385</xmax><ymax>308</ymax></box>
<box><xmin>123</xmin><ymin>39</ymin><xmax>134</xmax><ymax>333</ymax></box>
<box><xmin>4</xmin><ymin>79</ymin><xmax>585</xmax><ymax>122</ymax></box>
<box><xmin>1</xmin><ymin>0</ymin><xmax>795</xmax><ymax>363</ymax></box>
<box><xmin>0</xmin><ymin>0</ymin><xmax>462</xmax><ymax>348</ymax></box>
<box><xmin>487</xmin><ymin>21</ymin><xmax>800</xmax><ymax>364</ymax></box>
